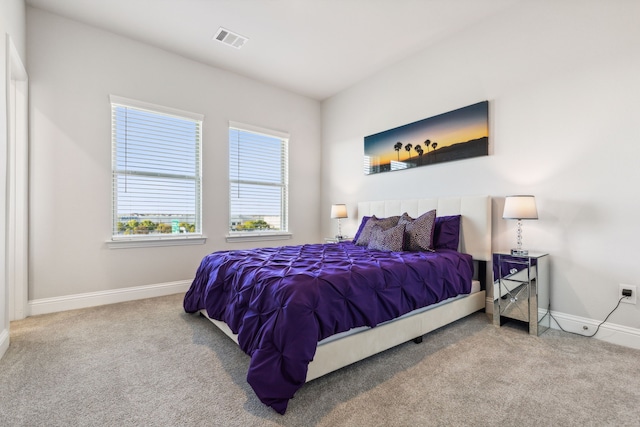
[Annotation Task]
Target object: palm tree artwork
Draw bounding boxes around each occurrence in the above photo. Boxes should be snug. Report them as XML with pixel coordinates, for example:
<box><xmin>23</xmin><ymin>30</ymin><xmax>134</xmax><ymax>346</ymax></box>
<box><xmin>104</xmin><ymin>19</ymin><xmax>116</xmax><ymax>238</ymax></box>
<box><xmin>404</xmin><ymin>143</ymin><xmax>413</xmax><ymax>160</ymax></box>
<box><xmin>363</xmin><ymin>101</ymin><xmax>489</xmax><ymax>175</ymax></box>
<box><xmin>394</xmin><ymin>141</ymin><xmax>403</xmax><ymax>161</ymax></box>
<box><xmin>424</xmin><ymin>139</ymin><xmax>431</xmax><ymax>154</ymax></box>
<box><xmin>415</xmin><ymin>144</ymin><xmax>423</xmax><ymax>164</ymax></box>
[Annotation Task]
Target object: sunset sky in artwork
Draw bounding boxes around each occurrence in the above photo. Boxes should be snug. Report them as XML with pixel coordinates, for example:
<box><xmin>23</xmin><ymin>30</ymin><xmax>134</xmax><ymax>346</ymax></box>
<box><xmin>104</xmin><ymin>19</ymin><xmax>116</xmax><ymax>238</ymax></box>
<box><xmin>364</xmin><ymin>101</ymin><xmax>488</xmax><ymax>166</ymax></box>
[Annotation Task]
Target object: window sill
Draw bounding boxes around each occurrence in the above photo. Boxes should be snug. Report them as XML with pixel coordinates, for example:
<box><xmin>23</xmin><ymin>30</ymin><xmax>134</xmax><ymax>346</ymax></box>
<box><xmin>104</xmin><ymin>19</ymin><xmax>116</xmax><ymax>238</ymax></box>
<box><xmin>107</xmin><ymin>235</ymin><xmax>207</xmax><ymax>249</ymax></box>
<box><xmin>226</xmin><ymin>232</ymin><xmax>292</xmax><ymax>243</ymax></box>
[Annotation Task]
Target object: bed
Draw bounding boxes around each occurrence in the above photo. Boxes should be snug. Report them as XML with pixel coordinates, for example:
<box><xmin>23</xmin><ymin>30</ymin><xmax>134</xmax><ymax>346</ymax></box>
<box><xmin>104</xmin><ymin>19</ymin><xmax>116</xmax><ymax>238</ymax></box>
<box><xmin>184</xmin><ymin>195</ymin><xmax>491</xmax><ymax>414</ymax></box>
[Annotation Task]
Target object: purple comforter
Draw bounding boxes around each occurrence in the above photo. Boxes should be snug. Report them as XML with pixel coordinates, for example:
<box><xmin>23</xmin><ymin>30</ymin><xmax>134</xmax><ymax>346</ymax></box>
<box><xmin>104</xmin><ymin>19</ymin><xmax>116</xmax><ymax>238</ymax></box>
<box><xmin>183</xmin><ymin>242</ymin><xmax>473</xmax><ymax>414</ymax></box>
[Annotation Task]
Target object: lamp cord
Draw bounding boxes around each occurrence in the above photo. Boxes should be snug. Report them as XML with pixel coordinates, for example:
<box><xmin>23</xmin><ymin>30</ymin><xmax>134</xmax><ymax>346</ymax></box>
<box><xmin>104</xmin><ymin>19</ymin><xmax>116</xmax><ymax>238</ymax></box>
<box><xmin>546</xmin><ymin>297</ymin><xmax>625</xmax><ymax>338</ymax></box>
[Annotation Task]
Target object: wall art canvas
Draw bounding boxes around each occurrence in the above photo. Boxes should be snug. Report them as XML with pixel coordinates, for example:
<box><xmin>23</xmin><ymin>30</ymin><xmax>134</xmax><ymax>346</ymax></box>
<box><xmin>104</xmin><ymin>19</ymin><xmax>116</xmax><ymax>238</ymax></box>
<box><xmin>364</xmin><ymin>101</ymin><xmax>488</xmax><ymax>175</ymax></box>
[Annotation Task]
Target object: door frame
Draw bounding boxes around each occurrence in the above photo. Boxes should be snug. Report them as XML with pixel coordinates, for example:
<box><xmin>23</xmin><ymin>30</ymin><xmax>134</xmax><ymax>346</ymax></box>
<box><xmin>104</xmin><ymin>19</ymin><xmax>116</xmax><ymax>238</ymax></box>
<box><xmin>6</xmin><ymin>35</ymin><xmax>29</xmax><ymax>321</ymax></box>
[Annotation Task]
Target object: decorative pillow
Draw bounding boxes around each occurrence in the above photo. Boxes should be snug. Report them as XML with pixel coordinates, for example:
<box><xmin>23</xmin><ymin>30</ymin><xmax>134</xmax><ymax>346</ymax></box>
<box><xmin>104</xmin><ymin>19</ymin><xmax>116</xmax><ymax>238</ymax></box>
<box><xmin>434</xmin><ymin>215</ymin><xmax>461</xmax><ymax>250</ymax></box>
<box><xmin>352</xmin><ymin>216</ymin><xmax>371</xmax><ymax>243</ymax></box>
<box><xmin>398</xmin><ymin>209</ymin><xmax>436</xmax><ymax>251</ymax></box>
<box><xmin>367</xmin><ymin>224</ymin><xmax>405</xmax><ymax>252</ymax></box>
<box><xmin>355</xmin><ymin>215</ymin><xmax>401</xmax><ymax>246</ymax></box>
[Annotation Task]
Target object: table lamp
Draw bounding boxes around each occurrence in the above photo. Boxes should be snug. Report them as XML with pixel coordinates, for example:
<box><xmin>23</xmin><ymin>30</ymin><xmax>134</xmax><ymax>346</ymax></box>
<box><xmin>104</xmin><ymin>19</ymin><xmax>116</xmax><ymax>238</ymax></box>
<box><xmin>330</xmin><ymin>204</ymin><xmax>348</xmax><ymax>239</ymax></box>
<box><xmin>503</xmin><ymin>195</ymin><xmax>538</xmax><ymax>255</ymax></box>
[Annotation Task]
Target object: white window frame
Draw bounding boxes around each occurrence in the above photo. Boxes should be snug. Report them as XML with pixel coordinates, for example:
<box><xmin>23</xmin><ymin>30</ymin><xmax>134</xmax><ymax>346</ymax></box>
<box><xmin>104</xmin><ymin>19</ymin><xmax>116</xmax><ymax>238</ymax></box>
<box><xmin>227</xmin><ymin>121</ymin><xmax>291</xmax><ymax>243</ymax></box>
<box><xmin>108</xmin><ymin>95</ymin><xmax>205</xmax><ymax>248</ymax></box>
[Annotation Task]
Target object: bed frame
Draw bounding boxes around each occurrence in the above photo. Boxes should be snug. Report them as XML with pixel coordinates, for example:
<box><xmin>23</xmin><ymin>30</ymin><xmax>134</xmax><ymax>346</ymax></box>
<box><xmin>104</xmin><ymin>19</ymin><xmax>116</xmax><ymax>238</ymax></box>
<box><xmin>202</xmin><ymin>195</ymin><xmax>491</xmax><ymax>382</ymax></box>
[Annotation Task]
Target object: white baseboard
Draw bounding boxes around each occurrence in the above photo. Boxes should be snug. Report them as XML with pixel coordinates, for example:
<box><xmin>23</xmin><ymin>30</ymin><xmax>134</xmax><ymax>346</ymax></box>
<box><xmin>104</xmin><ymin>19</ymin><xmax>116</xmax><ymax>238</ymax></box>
<box><xmin>0</xmin><ymin>329</ymin><xmax>9</xmax><ymax>360</ymax></box>
<box><xmin>485</xmin><ymin>296</ymin><xmax>494</xmax><ymax>313</ymax></box>
<box><xmin>549</xmin><ymin>310</ymin><xmax>640</xmax><ymax>350</ymax></box>
<box><xmin>28</xmin><ymin>280</ymin><xmax>192</xmax><ymax>317</ymax></box>
<box><xmin>23</xmin><ymin>287</ymin><xmax>640</xmax><ymax>350</ymax></box>
<box><xmin>485</xmin><ymin>297</ymin><xmax>640</xmax><ymax>350</ymax></box>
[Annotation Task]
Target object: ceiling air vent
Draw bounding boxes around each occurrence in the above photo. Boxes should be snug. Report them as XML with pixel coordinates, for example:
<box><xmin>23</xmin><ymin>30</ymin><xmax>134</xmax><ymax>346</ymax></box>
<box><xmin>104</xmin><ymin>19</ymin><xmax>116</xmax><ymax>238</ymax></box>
<box><xmin>214</xmin><ymin>27</ymin><xmax>248</xmax><ymax>49</ymax></box>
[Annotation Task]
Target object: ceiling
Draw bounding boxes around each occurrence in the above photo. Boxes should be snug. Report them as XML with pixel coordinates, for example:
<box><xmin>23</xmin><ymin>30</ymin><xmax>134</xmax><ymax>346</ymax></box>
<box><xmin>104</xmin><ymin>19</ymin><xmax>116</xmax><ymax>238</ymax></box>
<box><xmin>25</xmin><ymin>0</ymin><xmax>521</xmax><ymax>100</ymax></box>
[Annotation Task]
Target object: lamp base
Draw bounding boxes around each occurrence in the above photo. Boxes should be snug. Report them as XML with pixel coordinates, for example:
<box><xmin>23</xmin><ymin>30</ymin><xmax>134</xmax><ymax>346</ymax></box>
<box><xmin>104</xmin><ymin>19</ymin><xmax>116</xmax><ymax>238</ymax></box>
<box><xmin>510</xmin><ymin>248</ymin><xmax>529</xmax><ymax>256</ymax></box>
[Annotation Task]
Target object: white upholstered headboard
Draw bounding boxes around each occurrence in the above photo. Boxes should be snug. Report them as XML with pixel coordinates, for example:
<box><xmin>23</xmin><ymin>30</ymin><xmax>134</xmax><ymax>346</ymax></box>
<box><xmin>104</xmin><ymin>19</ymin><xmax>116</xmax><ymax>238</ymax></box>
<box><xmin>357</xmin><ymin>195</ymin><xmax>492</xmax><ymax>261</ymax></box>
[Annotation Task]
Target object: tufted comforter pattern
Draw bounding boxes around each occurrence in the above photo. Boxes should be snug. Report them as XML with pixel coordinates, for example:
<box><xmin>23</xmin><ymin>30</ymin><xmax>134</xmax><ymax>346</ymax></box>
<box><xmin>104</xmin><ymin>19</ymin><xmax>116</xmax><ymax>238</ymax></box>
<box><xmin>183</xmin><ymin>242</ymin><xmax>473</xmax><ymax>414</ymax></box>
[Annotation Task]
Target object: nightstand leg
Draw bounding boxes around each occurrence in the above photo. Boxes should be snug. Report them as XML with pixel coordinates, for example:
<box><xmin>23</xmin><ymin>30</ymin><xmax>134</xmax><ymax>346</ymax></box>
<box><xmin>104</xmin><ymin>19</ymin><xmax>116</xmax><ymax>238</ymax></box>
<box><xmin>529</xmin><ymin>278</ymin><xmax>538</xmax><ymax>336</ymax></box>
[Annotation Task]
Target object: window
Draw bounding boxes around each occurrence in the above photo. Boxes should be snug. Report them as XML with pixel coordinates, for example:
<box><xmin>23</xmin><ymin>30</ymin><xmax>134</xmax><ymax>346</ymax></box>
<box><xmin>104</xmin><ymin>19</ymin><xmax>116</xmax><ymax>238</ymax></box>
<box><xmin>110</xmin><ymin>96</ymin><xmax>203</xmax><ymax>243</ymax></box>
<box><xmin>229</xmin><ymin>122</ymin><xmax>289</xmax><ymax>236</ymax></box>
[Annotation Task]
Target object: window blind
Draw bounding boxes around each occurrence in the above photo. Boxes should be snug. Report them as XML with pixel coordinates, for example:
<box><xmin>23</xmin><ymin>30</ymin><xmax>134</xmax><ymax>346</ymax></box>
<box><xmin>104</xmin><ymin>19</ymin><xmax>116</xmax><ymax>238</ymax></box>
<box><xmin>229</xmin><ymin>124</ymin><xmax>289</xmax><ymax>233</ymax></box>
<box><xmin>111</xmin><ymin>96</ymin><xmax>202</xmax><ymax>238</ymax></box>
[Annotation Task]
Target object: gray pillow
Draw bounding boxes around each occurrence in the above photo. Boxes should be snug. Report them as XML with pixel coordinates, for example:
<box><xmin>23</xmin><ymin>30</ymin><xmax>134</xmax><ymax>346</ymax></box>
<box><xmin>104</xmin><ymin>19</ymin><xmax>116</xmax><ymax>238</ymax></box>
<box><xmin>367</xmin><ymin>224</ymin><xmax>405</xmax><ymax>252</ymax></box>
<box><xmin>355</xmin><ymin>215</ymin><xmax>400</xmax><ymax>246</ymax></box>
<box><xmin>398</xmin><ymin>209</ymin><xmax>436</xmax><ymax>251</ymax></box>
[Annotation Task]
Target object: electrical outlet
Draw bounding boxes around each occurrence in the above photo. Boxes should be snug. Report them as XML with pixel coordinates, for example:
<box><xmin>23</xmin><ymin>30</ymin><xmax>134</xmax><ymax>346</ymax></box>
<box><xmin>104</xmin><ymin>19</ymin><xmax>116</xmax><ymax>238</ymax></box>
<box><xmin>619</xmin><ymin>284</ymin><xmax>637</xmax><ymax>304</ymax></box>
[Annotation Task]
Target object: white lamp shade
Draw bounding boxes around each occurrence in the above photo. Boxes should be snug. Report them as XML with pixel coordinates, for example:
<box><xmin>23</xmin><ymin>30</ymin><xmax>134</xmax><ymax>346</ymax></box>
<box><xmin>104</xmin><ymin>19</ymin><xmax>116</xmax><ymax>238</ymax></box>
<box><xmin>330</xmin><ymin>204</ymin><xmax>348</xmax><ymax>219</ymax></box>
<box><xmin>503</xmin><ymin>195</ymin><xmax>538</xmax><ymax>220</ymax></box>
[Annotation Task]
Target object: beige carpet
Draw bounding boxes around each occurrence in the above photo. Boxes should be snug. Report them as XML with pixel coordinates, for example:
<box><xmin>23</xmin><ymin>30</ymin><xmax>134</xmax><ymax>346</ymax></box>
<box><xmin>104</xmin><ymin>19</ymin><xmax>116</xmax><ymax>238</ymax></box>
<box><xmin>1</xmin><ymin>293</ymin><xmax>639</xmax><ymax>426</ymax></box>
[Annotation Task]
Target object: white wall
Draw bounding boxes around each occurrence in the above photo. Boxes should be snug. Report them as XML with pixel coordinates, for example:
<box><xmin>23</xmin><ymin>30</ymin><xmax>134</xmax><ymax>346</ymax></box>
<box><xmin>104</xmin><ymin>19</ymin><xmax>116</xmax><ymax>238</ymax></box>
<box><xmin>1</xmin><ymin>0</ymin><xmax>27</xmax><ymax>358</ymax></box>
<box><xmin>321</xmin><ymin>1</ymin><xmax>640</xmax><ymax>341</ymax></box>
<box><xmin>26</xmin><ymin>8</ymin><xmax>321</xmax><ymax>300</ymax></box>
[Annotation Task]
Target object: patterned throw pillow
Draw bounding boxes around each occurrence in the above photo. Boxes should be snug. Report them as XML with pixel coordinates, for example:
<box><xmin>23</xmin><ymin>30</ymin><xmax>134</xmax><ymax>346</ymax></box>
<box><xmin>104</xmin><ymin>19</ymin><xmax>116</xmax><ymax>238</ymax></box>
<box><xmin>398</xmin><ymin>209</ymin><xmax>436</xmax><ymax>251</ymax></box>
<box><xmin>355</xmin><ymin>215</ymin><xmax>400</xmax><ymax>246</ymax></box>
<box><xmin>367</xmin><ymin>224</ymin><xmax>405</xmax><ymax>252</ymax></box>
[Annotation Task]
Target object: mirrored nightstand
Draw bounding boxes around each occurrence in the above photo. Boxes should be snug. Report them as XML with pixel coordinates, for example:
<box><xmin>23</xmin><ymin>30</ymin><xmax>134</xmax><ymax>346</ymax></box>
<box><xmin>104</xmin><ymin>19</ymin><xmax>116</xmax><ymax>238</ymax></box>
<box><xmin>493</xmin><ymin>252</ymin><xmax>550</xmax><ymax>336</ymax></box>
